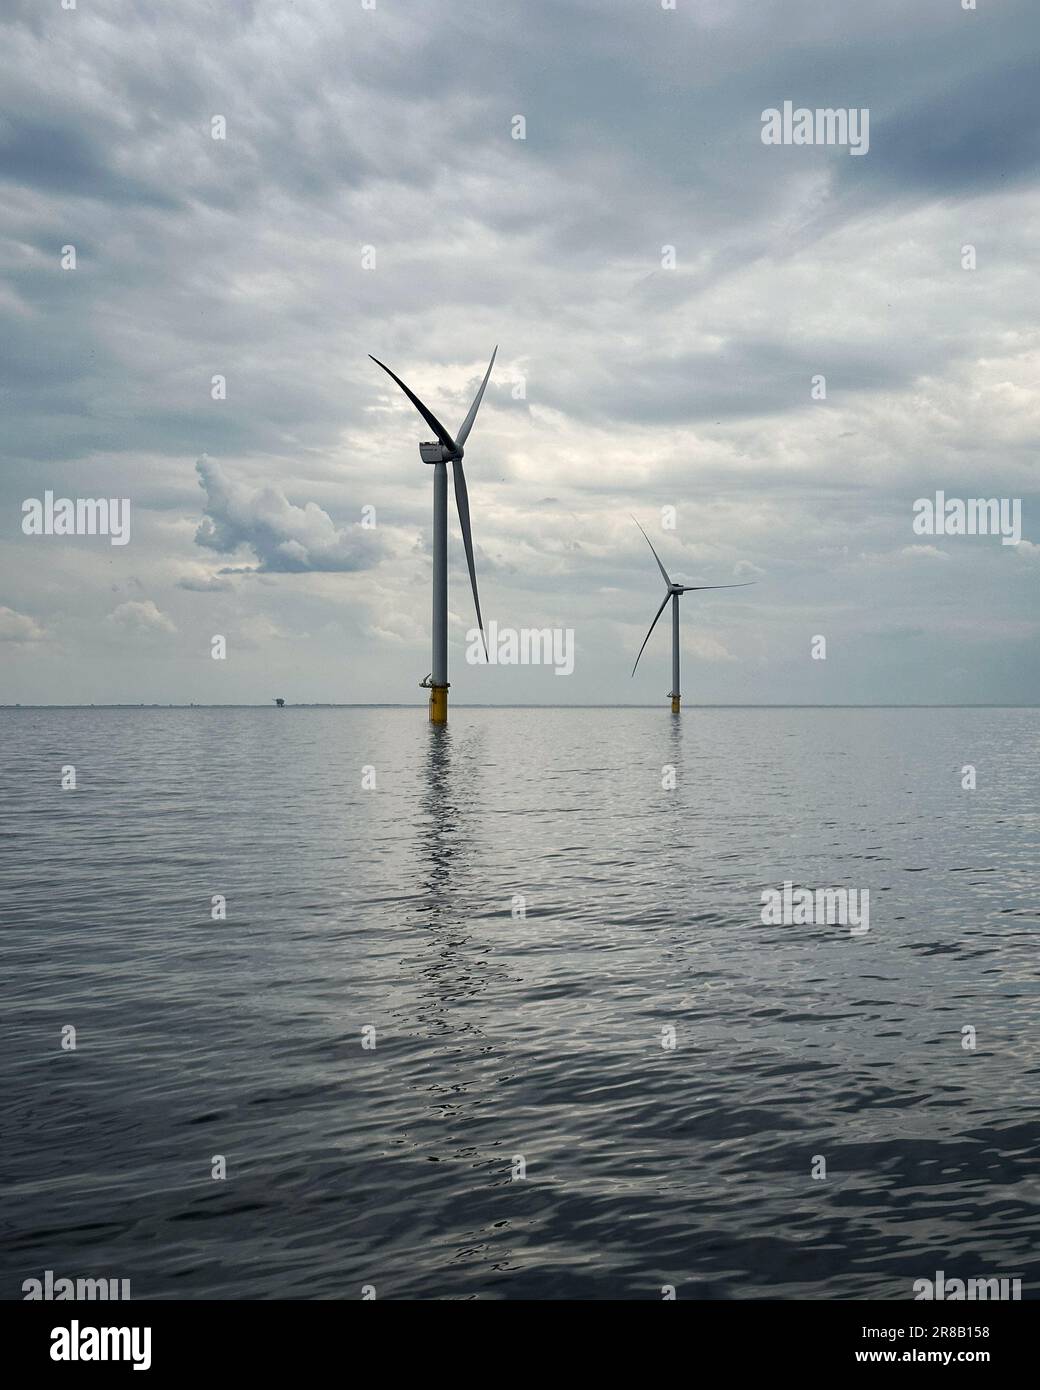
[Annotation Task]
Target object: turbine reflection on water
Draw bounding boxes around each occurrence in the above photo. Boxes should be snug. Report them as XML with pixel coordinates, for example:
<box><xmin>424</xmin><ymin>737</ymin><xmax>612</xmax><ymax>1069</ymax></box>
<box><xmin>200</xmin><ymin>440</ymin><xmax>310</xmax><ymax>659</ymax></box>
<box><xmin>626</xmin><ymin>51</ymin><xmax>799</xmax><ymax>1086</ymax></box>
<box><xmin>410</xmin><ymin>724</ymin><xmax>494</xmax><ymax>1040</ymax></box>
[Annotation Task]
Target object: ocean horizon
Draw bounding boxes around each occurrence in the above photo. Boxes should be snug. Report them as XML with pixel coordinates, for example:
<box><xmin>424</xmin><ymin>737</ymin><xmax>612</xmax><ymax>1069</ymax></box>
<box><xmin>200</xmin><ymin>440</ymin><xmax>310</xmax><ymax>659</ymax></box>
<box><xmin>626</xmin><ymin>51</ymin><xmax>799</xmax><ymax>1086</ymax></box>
<box><xmin>4</xmin><ymin>703</ymin><xmax>1037</xmax><ymax>710</ymax></box>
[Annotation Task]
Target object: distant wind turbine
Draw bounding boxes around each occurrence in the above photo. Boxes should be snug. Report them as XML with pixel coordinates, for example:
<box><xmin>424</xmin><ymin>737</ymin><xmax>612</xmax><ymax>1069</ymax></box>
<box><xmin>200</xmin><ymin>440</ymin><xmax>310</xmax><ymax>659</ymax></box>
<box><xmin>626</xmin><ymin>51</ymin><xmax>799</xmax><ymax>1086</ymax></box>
<box><xmin>370</xmin><ymin>348</ymin><xmax>497</xmax><ymax>723</ymax></box>
<box><xmin>631</xmin><ymin>518</ymin><xmax>755</xmax><ymax>713</ymax></box>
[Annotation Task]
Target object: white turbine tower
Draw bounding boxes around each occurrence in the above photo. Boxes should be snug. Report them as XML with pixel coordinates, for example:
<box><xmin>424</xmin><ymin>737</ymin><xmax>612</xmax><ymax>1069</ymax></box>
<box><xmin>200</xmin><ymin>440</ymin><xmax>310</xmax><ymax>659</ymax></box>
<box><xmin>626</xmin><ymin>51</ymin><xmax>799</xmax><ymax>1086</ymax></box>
<box><xmin>631</xmin><ymin>518</ymin><xmax>755</xmax><ymax>713</ymax></box>
<box><xmin>370</xmin><ymin>348</ymin><xmax>497</xmax><ymax>724</ymax></box>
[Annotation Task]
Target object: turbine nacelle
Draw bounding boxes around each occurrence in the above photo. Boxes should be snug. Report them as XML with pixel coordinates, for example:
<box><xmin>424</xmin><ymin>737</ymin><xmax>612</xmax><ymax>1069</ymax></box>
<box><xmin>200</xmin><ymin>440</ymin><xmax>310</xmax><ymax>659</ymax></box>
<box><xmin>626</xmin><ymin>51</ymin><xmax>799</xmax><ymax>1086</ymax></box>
<box><xmin>419</xmin><ymin>441</ymin><xmax>460</xmax><ymax>465</ymax></box>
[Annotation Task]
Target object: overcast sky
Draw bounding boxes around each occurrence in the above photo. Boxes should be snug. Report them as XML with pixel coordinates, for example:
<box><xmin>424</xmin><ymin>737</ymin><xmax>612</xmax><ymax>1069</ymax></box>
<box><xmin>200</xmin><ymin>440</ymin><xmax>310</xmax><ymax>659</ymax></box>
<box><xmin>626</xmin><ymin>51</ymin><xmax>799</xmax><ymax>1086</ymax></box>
<box><xmin>1</xmin><ymin>0</ymin><xmax>1037</xmax><ymax>705</ymax></box>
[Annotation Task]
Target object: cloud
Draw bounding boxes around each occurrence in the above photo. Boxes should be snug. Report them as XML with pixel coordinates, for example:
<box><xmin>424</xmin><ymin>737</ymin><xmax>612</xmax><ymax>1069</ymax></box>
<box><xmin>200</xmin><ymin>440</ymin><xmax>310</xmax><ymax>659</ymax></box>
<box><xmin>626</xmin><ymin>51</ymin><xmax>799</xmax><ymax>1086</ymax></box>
<box><xmin>899</xmin><ymin>545</ymin><xmax>949</xmax><ymax>561</ymax></box>
<box><xmin>106</xmin><ymin>600</ymin><xmax>177</xmax><ymax>635</ymax></box>
<box><xmin>177</xmin><ymin>573</ymin><xmax>235</xmax><ymax>593</ymax></box>
<box><xmin>0</xmin><ymin>113</ymin><xmax>180</xmax><ymax>209</ymax></box>
<box><xmin>684</xmin><ymin>631</ymin><xmax>738</xmax><ymax>663</ymax></box>
<box><xmin>0</xmin><ymin>605</ymin><xmax>44</xmax><ymax>642</ymax></box>
<box><xmin>193</xmin><ymin>457</ymin><xmax>383</xmax><ymax>574</ymax></box>
<box><xmin>1</xmin><ymin>0</ymin><xmax>1038</xmax><ymax>704</ymax></box>
<box><xmin>734</xmin><ymin>560</ymin><xmax>767</xmax><ymax>580</ymax></box>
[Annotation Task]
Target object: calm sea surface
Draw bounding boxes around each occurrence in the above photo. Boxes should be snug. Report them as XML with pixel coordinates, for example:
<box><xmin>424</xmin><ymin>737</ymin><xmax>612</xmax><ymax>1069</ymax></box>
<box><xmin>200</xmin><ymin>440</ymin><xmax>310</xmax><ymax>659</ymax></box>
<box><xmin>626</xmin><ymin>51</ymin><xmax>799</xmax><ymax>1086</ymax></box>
<box><xmin>2</xmin><ymin>706</ymin><xmax>1038</xmax><ymax>1300</ymax></box>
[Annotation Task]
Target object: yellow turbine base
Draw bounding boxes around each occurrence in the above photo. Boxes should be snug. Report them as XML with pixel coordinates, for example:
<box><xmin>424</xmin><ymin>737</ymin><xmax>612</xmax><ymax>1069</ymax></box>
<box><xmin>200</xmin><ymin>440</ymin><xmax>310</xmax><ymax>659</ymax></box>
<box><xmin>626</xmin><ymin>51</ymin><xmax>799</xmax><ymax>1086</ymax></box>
<box><xmin>671</xmin><ymin>695</ymin><xmax>681</xmax><ymax>714</ymax></box>
<box><xmin>429</xmin><ymin>684</ymin><xmax>449</xmax><ymax>724</ymax></box>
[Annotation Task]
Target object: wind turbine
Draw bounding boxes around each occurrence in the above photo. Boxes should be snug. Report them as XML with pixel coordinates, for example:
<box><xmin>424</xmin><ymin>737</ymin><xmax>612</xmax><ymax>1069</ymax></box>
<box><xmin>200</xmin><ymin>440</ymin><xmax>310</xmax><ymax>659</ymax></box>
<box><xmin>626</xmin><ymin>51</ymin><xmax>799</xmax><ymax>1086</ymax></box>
<box><xmin>631</xmin><ymin>518</ymin><xmax>754</xmax><ymax>713</ymax></box>
<box><xmin>370</xmin><ymin>347</ymin><xmax>497</xmax><ymax>724</ymax></box>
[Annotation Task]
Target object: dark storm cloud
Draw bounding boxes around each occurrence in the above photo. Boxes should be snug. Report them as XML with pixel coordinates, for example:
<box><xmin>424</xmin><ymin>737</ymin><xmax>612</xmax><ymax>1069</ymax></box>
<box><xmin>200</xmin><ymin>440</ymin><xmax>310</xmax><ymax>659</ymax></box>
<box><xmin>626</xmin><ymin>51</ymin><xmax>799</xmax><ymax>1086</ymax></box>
<box><xmin>852</xmin><ymin>56</ymin><xmax>1040</xmax><ymax>198</ymax></box>
<box><xmin>0</xmin><ymin>115</ymin><xmax>181</xmax><ymax>208</ymax></box>
<box><xmin>538</xmin><ymin>339</ymin><xmax>921</xmax><ymax>426</ymax></box>
<box><xmin>3</xmin><ymin>0</ymin><xmax>1030</xmax><ymax>462</ymax></box>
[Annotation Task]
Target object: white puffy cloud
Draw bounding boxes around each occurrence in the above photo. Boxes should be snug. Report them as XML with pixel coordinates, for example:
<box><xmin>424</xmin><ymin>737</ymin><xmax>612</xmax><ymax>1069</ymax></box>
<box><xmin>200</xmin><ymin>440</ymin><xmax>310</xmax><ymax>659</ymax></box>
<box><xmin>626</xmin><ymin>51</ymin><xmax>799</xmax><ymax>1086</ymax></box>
<box><xmin>193</xmin><ymin>457</ymin><xmax>383</xmax><ymax>575</ymax></box>
<box><xmin>106</xmin><ymin>600</ymin><xmax>177</xmax><ymax>635</ymax></box>
<box><xmin>0</xmin><ymin>606</ymin><xmax>44</xmax><ymax>642</ymax></box>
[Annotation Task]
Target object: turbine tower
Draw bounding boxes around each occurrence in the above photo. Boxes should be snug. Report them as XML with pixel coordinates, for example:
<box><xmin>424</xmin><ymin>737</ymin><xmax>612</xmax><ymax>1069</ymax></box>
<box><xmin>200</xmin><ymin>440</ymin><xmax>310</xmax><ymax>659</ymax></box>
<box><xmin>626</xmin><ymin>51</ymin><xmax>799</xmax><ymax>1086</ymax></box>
<box><xmin>370</xmin><ymin>348</ymin><xmax>496</xmax><ymax>724</ymax></box>
<box><xmin>631</xmin><ymin>518</ymin><xmax>754</xmax><ymax>713</ymax></box>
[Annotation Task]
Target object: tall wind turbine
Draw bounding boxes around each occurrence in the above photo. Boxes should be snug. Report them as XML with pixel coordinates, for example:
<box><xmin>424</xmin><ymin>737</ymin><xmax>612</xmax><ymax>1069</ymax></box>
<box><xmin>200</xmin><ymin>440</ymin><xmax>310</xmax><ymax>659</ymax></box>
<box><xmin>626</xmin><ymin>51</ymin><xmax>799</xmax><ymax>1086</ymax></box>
<box><xmin>631</xmin><ymin>518</ymin><xmax>754</xmax><ymax>713</ymax></box>
<box><xmin>370</xmin><ymin>348</ymin><xmax>497</xmax><ymax>724</ymax></box>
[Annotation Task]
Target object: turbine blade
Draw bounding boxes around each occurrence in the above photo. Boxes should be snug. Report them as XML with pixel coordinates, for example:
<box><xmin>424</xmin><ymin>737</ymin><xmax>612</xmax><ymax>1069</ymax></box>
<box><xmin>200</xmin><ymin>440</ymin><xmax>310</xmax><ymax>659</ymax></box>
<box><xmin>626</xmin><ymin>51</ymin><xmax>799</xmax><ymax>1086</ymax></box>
<box><xmin>369</xmin><ymin>355</ymin><xmax>457</xmax><ymax>452</ymax></box>
<box><xmin>452</xmin><ymin>459</ymin><xmax>488</xmax><ymax>660</ymax></box>
<box><xmin>631</xmin><ymin>592</ymin><xmax>670</xmax><ymax>676</ymax></box>
<box><xmin>632</xmin><ymin>516</ymin><xmax>672</xmax><ymax>588</ymax></box>
<box><xmin>680</xmin><ymin>582</ymin><xmax>757</xmax><ymax>591</ymax></box>
<box><xmin>455</xmin><ymin>346</ymin><xmax>498</xmax><ymax>448</ymax></box>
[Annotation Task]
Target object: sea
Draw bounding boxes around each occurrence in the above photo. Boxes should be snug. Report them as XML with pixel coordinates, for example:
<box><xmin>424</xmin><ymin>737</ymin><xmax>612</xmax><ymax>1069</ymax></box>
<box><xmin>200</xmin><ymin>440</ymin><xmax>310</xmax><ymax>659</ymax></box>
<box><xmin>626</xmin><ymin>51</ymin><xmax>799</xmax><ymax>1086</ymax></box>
<box><xmin>2</xmin><ymin>705</ymin><xmax>1037</xmax><ymax>1299</ymax></box>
